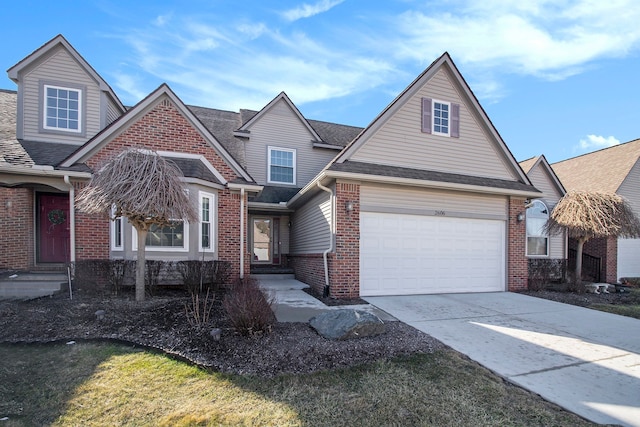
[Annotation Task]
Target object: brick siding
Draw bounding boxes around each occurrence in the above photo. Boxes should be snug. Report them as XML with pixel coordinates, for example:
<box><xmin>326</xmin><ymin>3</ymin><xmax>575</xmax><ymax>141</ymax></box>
<box><xmin>289</xmin><ymin>253</ymin><xmax>327</xmax><ymax>295</ymax></box>
<box><xmin>330</xmin><ymin>181</ymin><xmax>360</xmax><ymax>298</ymax></box>
<box><xmin>569</xmin><ymin>236</ymin><xmax>618</xmax><ymax>282</ymax></box>
<box><xmin>0</xmin><ymin>187</ymin><xmax>34</xmax><ymax>270</ymax></box>
<box><xmin>508</xmin><ymin>197</ymin><xmax>528</xmax><ymax>291</ymax></box>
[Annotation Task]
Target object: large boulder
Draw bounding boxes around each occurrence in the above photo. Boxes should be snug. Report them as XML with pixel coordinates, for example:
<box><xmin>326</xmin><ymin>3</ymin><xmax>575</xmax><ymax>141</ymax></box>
<box><xmin>309</xmin><ymin>309</ymin><xmax>386</xmax><ymax>340</ymax></box>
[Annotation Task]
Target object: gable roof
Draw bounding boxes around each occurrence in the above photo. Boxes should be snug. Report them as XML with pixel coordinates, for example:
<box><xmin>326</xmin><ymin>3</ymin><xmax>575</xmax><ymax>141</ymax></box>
<box><xmin>7</xmin><ymin>34</ymin><xmax>125</xmax><ymax>113</ymax></box>
<box><xmin>551</xmin><ymin>139</ymin><xmax>640</xmax><ymax>193</ymax></box>
<box><xmin>519</xmin><ymin>155</ymin><xmax>565</xmax><ymax>196</ymax></box>
<box><xmin>332</xmin><ymin>52</ymin><xmax>532</xmax><ymax>186</ymax></box>
<box><xmin>60</xmin><ymin>84</ymin><xmax>255</xmax><ymax>184</ymax></box>
<box><xmin>235</xmin><ymin>92</ymin><xmax>323</xmax><ymax>142</ymax></box>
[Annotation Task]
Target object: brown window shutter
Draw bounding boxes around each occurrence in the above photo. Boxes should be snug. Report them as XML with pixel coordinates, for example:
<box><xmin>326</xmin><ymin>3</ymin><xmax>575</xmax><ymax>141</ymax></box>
<box><xmin>451</xmin><ymin>103</ymin><xmax>460</xmax><ymax>138</ymax></box>
<box><xmin>421</xmin><ymin>98</ymin><xmax>432</xmax><ymax>133</ymax></box>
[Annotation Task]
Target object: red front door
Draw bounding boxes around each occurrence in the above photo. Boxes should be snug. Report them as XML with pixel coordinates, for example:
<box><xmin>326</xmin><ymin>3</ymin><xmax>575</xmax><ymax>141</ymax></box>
<box><xmin>38</xmin><ymin>194</ymin><xmax>70</xmax><ymax>263</ymax></box>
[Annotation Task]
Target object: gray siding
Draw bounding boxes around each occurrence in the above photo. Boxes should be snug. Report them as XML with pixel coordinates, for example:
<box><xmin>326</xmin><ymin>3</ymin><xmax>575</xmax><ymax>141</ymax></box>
<box><xmin>360</xmin><ymin>184</ymin><xmax>508</xmax><ymax>220</ymax></box>
<box><xmin>527</xmin><ymin>163</ymin><xmax>565</xmax><ymax>259</ymax></box>
<box><xmin>21</xmin><ymin>46</ymin><xmax>102</xmax><ymax>144</ymax></box>
<box><xmin>106</xmin><ymin>96</ymin><xmax>122</xmax><ymax>125</ymax></box>
<box><xmin>244</xmin><ymin>99</ymin><xmax>336</xmax><ymax>187</ymax></box>
<box><xmin>618</xmin><ymin>158</ymin><xmax>640</xmax><ymax>216</ymax></box>
<box><xmin>350</xmin><ymin>68</ymin><xmax>516</xmax><ymax>181</ymax></box>
<box><xmin>290</xmin><ymin>190</ymin><xmax>331</xmax><ymax>254</ymax></box>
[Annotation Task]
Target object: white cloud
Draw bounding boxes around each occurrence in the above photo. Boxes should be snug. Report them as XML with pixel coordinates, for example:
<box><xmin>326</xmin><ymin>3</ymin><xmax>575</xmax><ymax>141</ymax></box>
<box><xmin>579</xmin><ymin>134</ymin><xmax>621</xmax><ymax>150</ymax></box>
<box><xmin>282</xmin><ymin>0</ymin><xmax>344</xmax><ymax>22</ymax></box>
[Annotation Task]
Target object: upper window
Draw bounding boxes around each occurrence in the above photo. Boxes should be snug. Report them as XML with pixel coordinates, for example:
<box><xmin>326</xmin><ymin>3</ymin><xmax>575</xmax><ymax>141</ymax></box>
<box><xmin>268</xmin><ymin>147</ymin><xmax>296</xmax><ymax>185</ymax></box>
<box><xmin>421</xmin><ymin>98</ymin><xmax>460</xmax><ymax>138</ymax></box>
<box><xmin>433</xmin><ymin>101</ymin><xmax>450</xmax><ymax>135</ymax></box>
<box><xmin>526</xmin><ymin>200</ymin><xmax>549</xmax><ymax>257</ymax></box>
<box><xmin>43</xmin><ymin>85</ymin><xmax>82</xmax><ymax>132</ymax></box>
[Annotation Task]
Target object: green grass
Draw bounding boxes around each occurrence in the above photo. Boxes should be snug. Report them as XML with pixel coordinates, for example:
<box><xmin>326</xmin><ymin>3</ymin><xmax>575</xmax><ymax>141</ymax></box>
<box><xmin>0</xmin><ymin>342</ymin><xmax>597</xmax><ymax>426</ymax></box>
<box><xmin>590</xmin><ymin>288</ymin><xmax>640</xmax><ymax>319</ymax></box>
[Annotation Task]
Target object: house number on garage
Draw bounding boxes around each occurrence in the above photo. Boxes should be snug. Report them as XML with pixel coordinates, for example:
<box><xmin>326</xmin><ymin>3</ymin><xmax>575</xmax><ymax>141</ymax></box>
<box><xmin>434</xmin><ymin>210</ymin><xmax>446</xmax><ymax>216</ymax></box>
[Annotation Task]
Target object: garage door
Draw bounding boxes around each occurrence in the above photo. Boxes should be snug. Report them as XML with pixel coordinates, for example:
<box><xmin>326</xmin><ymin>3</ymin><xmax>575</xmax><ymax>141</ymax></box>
<box><xmin>618</xmin><ymin>238</ymin><xmax>640</xmax><ymax>279</ymax></box>
<box><xmin>360</xmin><ymin>212</ymin><xmax>505</xmax><ymax>296</ymax></box>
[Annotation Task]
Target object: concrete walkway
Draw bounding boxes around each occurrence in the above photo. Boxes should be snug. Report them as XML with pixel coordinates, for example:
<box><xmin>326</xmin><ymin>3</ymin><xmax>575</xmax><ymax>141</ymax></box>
<box><xmin>364</xmin><ymin>292</ymin><xmax>640</xmax><ymax>427</ymax></box>
<box><xmin>258</xmin><ymin>278</ymin><xmax>395</xmax><ymax>322</ymax></box>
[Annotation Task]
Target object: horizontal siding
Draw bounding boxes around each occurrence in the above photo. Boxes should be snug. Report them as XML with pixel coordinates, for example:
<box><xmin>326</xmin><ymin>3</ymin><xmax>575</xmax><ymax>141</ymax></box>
<box><xmin>360</xmin><ymin>184</ymin><xmax>508</xmax><ymax>220</ymax></box>
<box><xmin>618</xmin><ymin>159</ymin><xmax>640</xmax><ymax>216</ymax></box>
<box><xmin>280</xmin><ymin>215</ymin><xmax>290</xmax><ymax>254</ymax></box>
<box><xmin>290</xmin><ymin>190</ymin><xmax>331</xmax><ymax>254</ymax></box>
<box><xmin>106</xmin><ymin>97</ymin><xmax>122</xmax><ymax>125</ymax></box>
<box><xmin>22</xmin><ymin>46</ymin><xmax>102</xmax><ymax>144</ymax></box>
<box><xmin>351</xmin><ymin>68</ymin><xmax>516</xmax><ymax>181</ymax></box>
<box><xmin>527</xmin><ymin>163</ymin><xmax>565</xmax><ymax>259</ymax></box>
<box><xmin>245</xmin><ymin>99</ymin><xmax>336</xmax><ymax>187</ymax></box>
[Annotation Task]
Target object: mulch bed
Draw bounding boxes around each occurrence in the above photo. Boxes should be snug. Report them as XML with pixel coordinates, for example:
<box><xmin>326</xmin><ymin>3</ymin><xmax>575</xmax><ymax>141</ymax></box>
<box><xmin>0</xmin><ymin>287</ymin><xmax>443</xmax><ymax>377</ymax></box>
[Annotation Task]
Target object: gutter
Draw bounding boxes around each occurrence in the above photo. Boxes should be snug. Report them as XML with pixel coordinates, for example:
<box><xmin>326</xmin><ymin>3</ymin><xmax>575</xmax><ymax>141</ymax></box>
<box><xmin>316</xmin><ymin>181</ymin><xmax>334</xmax><ymax>297</ymax></box>
<box><xmin>0</xmin><ymin>164</ymin><xmax>91</xmax><ymax>179</ymax></box>
<box><xmin>63</xmin><ymin>175</ymin><xmax>76</xmax><ymax>263</ymax></box>
<box><xmin>240</xmin><ymin>188</ymin><xmax>245</xmax><ymax>279</ymax></box>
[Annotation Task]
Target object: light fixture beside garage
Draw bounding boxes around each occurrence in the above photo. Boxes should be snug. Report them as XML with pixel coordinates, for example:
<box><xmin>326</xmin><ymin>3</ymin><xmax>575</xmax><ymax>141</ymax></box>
<box><xmin>345</xmin><ymin>201</ymin><xmax>354</xmax><ymax>212</ymax></box>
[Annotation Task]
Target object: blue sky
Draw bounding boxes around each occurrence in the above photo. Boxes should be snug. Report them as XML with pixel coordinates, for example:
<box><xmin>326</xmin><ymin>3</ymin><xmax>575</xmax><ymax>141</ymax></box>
<box><xmin>2</xmin><ymin>0</ymin><xmax>640</xmax><ymax>163</ymax></box>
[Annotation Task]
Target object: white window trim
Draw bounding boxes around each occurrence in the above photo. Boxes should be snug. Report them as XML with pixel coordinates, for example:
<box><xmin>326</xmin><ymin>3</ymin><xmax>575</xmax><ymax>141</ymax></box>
<box><xmin>43</xmin><ymin>84</ymin><xmax>83</xmax><ymax>133</ymax></box>
<box><xmin>132</xmin><ymin>220</ymin><xmax>190</xmax><ymax>252</ymax></box>
<box><xmin>526</xmin><ymin>200</ymin><xmax>550</xmax><ymax>257</ymax></box>
<box><xmin>432</xmin><ymin>99</ymin><xmax>451</xmax><ymax>137</ymax></box>
<box><xmin>110</xmin><ymin>207</ymin><xmax>123</xmax><ymax>251</ymax></box>
<box><xmin>199</xmin><ymin>191</ymin><xmax>215</xmax><ymax>253</ymax></box>
<box><xmin>267</xmin><ymin>146</ymin><xmax>296</xmax><ymax>185</ymax></box>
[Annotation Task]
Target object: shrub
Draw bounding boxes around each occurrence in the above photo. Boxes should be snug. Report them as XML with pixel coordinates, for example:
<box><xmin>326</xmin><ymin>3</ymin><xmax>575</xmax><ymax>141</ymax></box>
<box><xmin>528</xmin><ymin>259</ymin><xmax>566</xmax><ymax>291</ymax></box>
<box><xmin>184</xmin><ymin>289</ymin><xmax>216</xmax><ymax>328</ymax></box>
<box><xmin>176</xmin><ymin>260</ymin><xmax>231</xmax><ymax>294</ymax></box>
<box><xmin>223</xmin><ymin>278</ymin><xmax>275</xmax><ymax>336</ymax></box>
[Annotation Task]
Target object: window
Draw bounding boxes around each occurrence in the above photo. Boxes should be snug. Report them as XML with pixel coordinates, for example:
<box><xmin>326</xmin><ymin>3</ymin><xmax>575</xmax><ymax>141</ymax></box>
<box><xmin>111</xmin><ymin>207</ymin><xmax>123</xmax><ymax>251</ymax></box>
<box><xmin>43</xmin><ymin>85</ymin><xmax>82</xmax><ymax>132</ymax></box>
<box><xmin>421</xmin><ymin>98</ymin><xmax>460</xmax><ymax>138</ymax></box>
<box><xmin>268</xmin><ymin>147</ymin><xmax>296</xmax><ymax>185</ymax></box>
<box><xmin>526</xmin><ymin>200</ymin><xmax>549</xmax><ymax>256</ymax></box>
<box><xmin>132</xmin><ymin>220</ymin><xmax>189</xmax><ymax>252</ymax></box>
<box><xmin>433</xmin><ymin>101</ymin><xmax>450</xmax><ymax>135</ymax></box>
<box><xmin>199</xmin><ymin>192</ymin><xmax>215</xmax><ymax>252</ymax></box>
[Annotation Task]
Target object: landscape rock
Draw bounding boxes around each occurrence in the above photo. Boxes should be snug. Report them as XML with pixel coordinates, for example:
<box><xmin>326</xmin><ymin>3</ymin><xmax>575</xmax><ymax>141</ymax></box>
<box><xmin>309</xmin><ymin>309</ymin><xmax>386</xmax><ymax>340</ymax></box>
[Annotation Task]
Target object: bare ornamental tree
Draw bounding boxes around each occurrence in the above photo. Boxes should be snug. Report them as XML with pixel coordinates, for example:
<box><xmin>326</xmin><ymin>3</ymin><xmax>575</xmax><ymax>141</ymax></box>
<box><xmin>77</xmin><ymin>148</ymin><xmax>198</xmax><ymax>301</ymax></box>
<box><xmin>545</xmin><ymin>191</ymin><xmax>640</xmax><ymax>283</ymax></box>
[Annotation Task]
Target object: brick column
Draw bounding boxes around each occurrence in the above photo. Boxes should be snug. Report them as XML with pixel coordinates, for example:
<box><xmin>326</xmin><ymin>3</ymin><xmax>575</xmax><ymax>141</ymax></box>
<box><xmin>508</xmin><ymin>196</ymin><xmax>528</xmax><ymax>291</ymax></box>
<box><xmin>331</xmin><ymin>181</ymin><xmax>360</xmax><ymax>298</ymax></box>
<box><xmin>0</xmin><ymin>188</ymin><xmax>34</xmax><ymax>270</ymax></box>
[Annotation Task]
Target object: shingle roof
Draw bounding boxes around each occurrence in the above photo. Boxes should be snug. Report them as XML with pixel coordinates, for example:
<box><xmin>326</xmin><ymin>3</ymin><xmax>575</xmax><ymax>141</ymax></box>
<box><xmin>518</xmin><ymin>156</ymin><xmax>538</xmax><ymax>174</ymax></box>
<box><xmin>0</xmin><ymin>90</ymin><xmax>33</xmax><ymax>167</ymax></box>
<box><xmin>167</xmin><ymin>157</ymin><xmax>222</xmax><ymax>185</ymax></box>
<box><xmin>329</xmin><ymin>161</ymin><xmax>541</xmax><ymax>194</ymax></box>
<box><xmin>249</xmin><ymin>186</ymin><xmax>301</xmax><ymax>204</ymax></box>
<box><xmin>551</xmin><ymin>139</ymin><xmax>640</xmax><ymax>193</ymax></box>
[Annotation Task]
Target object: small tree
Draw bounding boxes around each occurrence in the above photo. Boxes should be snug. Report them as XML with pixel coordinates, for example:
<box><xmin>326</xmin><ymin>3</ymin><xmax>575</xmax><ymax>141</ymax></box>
<box><xmin>546</xmin><ymin>191</ymin><xmax>640</xmax><ymax>283</ymax></box>
<box><xmin>77</xmin><ymin>147</ymin><xmax>198</xmax><ymax>301</ymax></box>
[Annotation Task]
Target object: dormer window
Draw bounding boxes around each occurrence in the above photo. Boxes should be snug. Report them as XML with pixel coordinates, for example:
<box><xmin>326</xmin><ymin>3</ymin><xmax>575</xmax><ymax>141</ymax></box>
<box><xmin>268</xmin><ymin>146</ymin><xmax>296</xmax><ymax>185</ymax></box>
<box><xmin>42</xmin><ymin>83</ymin><xmax>83</xmax><ymax>133</ymax></box>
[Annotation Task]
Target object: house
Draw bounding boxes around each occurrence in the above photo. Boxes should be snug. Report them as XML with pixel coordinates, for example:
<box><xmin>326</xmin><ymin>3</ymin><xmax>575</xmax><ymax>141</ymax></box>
<box><xmin>552</xmin><ymin>139</ymin><xmax>640</xmax><ymax>281</ymax></box>
<box><xmin>519</xmin><ymin>155</ymin><xmax>567</xmax><ymax>280</ymax></box>
<box><xmin>0</xmin><ymin>34</ymin><xmax>542</xmax><ymax>297</ymax></box>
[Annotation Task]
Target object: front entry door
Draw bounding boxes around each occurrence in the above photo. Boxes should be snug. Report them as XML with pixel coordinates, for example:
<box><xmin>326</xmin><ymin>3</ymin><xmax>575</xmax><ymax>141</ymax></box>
<box><xmin>251</xmin><ymin>217</ymin><xmax>281</xmax><ymax>265</ymax></box>
<box><xmin>38</xmin><ymin>193</ymin><xmax>70</xmax><ymax>263</ymax></box>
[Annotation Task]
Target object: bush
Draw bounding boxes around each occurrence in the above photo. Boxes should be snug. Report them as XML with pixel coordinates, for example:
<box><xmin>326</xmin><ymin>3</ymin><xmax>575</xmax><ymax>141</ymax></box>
<box><xmin>176</xmin><ymin>260</ymin><xmax>231</xmax><ymax>294</ymax></box>
<box><xmin>528</xmin><ymin>259</ymin><xmax>566</xmax><ymax>291</ymax></box>
<box><xmin>223</xmin><ymin>278</ymin><xmax>275</xmax><ymax>336</ymax></box>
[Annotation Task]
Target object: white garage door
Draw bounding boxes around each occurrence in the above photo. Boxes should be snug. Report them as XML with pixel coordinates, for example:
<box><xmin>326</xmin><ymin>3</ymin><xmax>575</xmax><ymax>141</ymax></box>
<box><xmin>360</xmin><ymin>212</ymin><xmax>505</xmax><ymax>296</ymax></box>
<box><xmin>618</xmin><ymin>238</ymin><xmax>640</xmax><ymax>279</ymax></box>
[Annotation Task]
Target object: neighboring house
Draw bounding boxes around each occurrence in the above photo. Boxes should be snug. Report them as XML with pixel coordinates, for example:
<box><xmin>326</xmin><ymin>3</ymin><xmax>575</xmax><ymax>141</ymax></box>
<box><xmin>0</xmin><ymin>34</ymin><xmax>542</xmax><ymax>297</ymax></box>
<box><xmin>552</xmin><ymin>139</ymin><xmax>640</xmax><ymax>281</ymax></box>
<box><xmin>519</xmin><ymin>155</ymin><xmax>567</xmax><ymax>278</ymax></box>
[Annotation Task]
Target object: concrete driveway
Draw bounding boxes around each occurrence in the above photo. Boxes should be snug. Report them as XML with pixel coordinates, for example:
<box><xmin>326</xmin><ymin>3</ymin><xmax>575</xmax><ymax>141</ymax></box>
<box><xmin>364</xmin><ymin>292</ymin><xmax>640</xmax><ymax>427</ymax></box>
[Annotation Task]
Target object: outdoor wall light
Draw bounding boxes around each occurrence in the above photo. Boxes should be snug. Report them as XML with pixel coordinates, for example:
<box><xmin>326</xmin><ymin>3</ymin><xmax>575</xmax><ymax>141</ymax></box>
<box><xmin>345</xmin><ymin>201</ymin><xmax>354</xmax><ymax>212</ymax></box>
<box><xmin>517</xmin><ymin>213</ymin><xmax>525</xmax><ymax>222</ymax></box>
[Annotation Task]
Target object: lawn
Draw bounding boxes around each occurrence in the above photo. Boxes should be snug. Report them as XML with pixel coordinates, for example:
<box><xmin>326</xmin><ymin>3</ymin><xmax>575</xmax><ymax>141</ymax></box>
<box><xmin>0</xmin><ymin>342</ymin><xmax>598</xmax><ymax>426</ymax></box>
<box><xmin>590</xmin><ymin>288</ymin><xmax>640</xmax><ymax>319</ymax></box>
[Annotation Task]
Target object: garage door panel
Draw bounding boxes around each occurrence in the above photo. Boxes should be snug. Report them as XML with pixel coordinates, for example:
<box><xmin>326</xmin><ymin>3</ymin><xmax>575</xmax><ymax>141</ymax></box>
<box><xmin>618</xmin><ymin>238</ymin><xmax>640</xmax><ymax>278</ymax></box>
<box><xmin>360</xmin><ymin>212</ymin><xmax>505</xmax><ymax>296</ymax></box>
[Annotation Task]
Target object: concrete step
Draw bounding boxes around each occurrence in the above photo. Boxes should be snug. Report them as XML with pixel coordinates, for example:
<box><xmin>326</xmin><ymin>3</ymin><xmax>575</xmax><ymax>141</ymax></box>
<box><xmin>0</xmin><ymin>272</ymin><xmax>67</xmax><ymax>299</ymax></box>
<box><xmin>251</xmin><ymin>273</ymin><xmax>296</xmax><ymax>281</ymax></box>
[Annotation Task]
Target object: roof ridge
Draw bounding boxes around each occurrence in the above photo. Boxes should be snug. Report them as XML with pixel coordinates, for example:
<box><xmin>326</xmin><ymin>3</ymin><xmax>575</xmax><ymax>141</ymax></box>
<box><xmin>552</xmin><ymin>138</ymin><xmax>640</xmax><ymax>165</ymax></box>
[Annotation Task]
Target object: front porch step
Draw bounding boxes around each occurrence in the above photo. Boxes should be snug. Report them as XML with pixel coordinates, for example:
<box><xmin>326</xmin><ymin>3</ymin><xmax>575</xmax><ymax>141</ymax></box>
<box><xmin>251</xmin><ymin>273</ymin><xmax>295</xmax><ymax>281</ymax></box>
<box><xmin>0</xmin><ymin>272</ymin><xmax>68</xmax><ymax>299</ymax></box>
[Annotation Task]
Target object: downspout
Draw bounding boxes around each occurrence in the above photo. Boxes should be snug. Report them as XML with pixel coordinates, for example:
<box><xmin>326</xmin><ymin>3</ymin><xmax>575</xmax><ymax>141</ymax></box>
<box><xmin>63</xmin><ymin>175</ymin><xmax>76</xmax><ymax>263</ymax></box>
<box><xmin>317</xmin><ymin>181</ymin><xmax>334</xmax><ymax>297</ymax></box>
<box><xmin>240</xmin><ymin>187</ymin><xmax>245</xmax><ymax>280</ymax></box>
